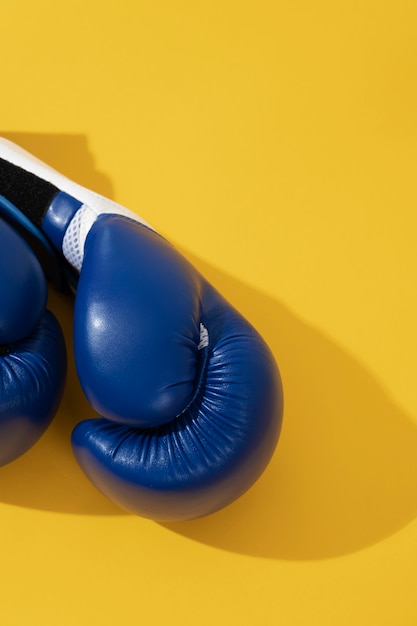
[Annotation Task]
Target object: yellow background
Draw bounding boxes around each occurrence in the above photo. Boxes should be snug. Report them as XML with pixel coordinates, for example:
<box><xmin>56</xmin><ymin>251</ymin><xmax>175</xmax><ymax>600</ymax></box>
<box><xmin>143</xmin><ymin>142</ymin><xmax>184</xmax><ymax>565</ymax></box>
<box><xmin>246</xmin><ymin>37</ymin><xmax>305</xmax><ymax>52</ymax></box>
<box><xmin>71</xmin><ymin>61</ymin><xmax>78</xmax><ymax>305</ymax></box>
<box><xmin>1</xmin><ymin>0</ymin><xmax>417</xmax><ymax>624</ymax></box>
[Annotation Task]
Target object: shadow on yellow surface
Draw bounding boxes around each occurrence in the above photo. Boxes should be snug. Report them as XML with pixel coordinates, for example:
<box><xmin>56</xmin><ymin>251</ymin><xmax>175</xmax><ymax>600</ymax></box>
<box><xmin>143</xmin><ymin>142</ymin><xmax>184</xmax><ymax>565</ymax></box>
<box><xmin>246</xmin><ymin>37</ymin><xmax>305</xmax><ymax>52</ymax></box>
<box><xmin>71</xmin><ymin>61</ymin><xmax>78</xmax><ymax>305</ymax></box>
<box><xmin>0</xmin><ymin>133</ymin><xmax>416</xmax><ymax>560</ymax></box>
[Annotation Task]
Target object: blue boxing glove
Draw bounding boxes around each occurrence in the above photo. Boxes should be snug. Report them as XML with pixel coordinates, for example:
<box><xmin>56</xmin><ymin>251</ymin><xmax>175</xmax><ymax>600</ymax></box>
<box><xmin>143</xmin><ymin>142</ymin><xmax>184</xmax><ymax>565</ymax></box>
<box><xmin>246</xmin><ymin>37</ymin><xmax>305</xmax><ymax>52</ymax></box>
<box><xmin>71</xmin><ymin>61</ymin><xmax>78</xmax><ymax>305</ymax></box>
<box><xmin>0</xmin><ymin>137</ymin><xmax>283</xmax><ymax>520</ymax></box>
<box><xmin>0</xmin><ymin>217</ymin><xmax>66</xmax><ymax>465</ymax></box>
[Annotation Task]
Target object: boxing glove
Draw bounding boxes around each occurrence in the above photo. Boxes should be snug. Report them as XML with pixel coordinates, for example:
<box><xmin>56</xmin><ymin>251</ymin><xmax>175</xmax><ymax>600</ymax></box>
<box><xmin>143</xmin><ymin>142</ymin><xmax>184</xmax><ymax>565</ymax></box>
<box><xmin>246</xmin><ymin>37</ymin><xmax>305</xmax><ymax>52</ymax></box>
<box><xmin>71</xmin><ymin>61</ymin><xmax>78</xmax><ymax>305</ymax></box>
<box><xmin>0</xmin><ymin>137</ymin><xmax>283</xmax><ymax>520</ymax></box>
<box><xmin>0</xmin><ymin>216</ymin><xmax>67</xmax><ymax>465</ymax></box>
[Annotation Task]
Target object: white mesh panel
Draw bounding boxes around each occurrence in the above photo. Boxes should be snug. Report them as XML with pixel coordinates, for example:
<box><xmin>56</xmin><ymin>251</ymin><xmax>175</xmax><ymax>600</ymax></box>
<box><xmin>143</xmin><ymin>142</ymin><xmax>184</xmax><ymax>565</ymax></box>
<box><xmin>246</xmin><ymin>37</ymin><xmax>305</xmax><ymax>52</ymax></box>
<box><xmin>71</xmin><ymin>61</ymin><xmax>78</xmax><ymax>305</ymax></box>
<box><xmin>62</xmin><ymin>204</ymin><xmax>98</xmax><ymax>271</ymax></box>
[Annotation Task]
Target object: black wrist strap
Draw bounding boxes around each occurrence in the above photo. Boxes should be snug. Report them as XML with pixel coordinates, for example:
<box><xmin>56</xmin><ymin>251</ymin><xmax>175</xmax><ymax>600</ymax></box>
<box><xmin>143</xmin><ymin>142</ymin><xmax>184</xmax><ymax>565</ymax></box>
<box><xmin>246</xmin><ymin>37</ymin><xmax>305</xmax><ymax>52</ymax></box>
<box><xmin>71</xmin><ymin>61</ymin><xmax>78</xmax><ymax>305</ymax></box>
<box><xmin>0</xmin><ymin>157</ymin><xmax>59</xmax><ymax>228</ymax></box>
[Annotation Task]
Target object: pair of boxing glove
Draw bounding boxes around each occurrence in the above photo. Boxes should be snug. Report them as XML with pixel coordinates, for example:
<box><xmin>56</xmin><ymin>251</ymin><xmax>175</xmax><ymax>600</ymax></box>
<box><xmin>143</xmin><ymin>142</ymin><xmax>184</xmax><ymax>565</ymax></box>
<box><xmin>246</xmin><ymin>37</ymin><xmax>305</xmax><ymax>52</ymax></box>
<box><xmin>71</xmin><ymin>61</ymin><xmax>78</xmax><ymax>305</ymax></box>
<box><xmin>0</xmin><ymin>137</ymin><xmax>283</xmax><ymax>521</ymax></box>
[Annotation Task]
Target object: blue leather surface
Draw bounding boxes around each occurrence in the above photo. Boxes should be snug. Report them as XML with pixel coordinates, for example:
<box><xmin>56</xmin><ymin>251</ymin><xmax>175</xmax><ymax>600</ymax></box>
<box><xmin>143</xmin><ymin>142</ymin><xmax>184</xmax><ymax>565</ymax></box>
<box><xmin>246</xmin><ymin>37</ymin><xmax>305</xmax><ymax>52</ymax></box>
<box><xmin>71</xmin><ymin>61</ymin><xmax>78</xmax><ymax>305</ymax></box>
<box><xmin>0</xmin><ymin>310</ymin><xmax>67</xmax><ymax>465</ymax></box>
<box><xmin>42</xmin><ymin>191</ymin><xmax>82</xmax><ymax>250</ymax></box>
<box><xmin>0</xmin><ymin>219</ymin><xmax>67</xmax><ymax>465</ymax></box>
<box><xmin>0</xmin><ymin>218</ymin><xmax>47</xmax><ymax>344</ymax></box>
